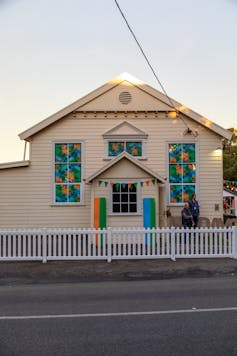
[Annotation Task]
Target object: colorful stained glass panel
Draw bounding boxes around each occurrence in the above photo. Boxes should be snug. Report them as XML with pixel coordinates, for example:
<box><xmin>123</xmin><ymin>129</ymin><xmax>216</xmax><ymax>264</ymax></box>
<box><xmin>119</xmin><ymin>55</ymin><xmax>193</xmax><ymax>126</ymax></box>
<box><xmin>55</xmin><ymin>143</ymin><xmax>68</xmax><ymax>162</ymax></box>
<box><xmin>183</xmin><ymin>185</ymin><xmax>195</xmax><ymax>202</ymax></box>
<box><xmin>182</xmin><ymin>144</ymin><xmax>195</xmax><ymax>162</ymax></box>
<box><xmin>126</xmin><ymin>142</ymin><xmax>142</xmax><ymax>156</ymax></box>
<box><xmin>169</xmin><ymin>144</ymin><xmax>181</xmax><ymax>163</ymax></box>
<box><xmin>69</xmin><ymin>184</ymin><xmax>81</xmax><ymax>202</ymax></box>
<box><xmin>169</xmin><ymin>164</ymin><xmax>182</xmax><ymax>183</ymax></box>
<box><xmin>69</xmin><ymin>143</ymin><xmax>81</xmax><ymax>162</ymax></box>
<box><xmin>68</xmin><ymin>164</ymin><xmax>81</xmax><ymax>182</ymax></box>
<box><xmin>108</xmin><ymin>142</ymin><xmax>125</xmax><ymax>156</ymax></box>
<box><xmin>170</xmin><ymin>185</ymin><xmax>182</xmax><ymax>203</ymax></box>
<box><xmin>183</xmin><ymin>164</ymin><xmax>196</xmax><ymax>183</ymax></box>
<box><xmin>54</xmin><ymin>143</ymin><xmax>82</xmax><ymax>204</ymax></box>
<box><xmin>55</xmin><ymin>164</ymin><xmax>68</xmax><ymax>183</ymax></box>
<box><xmin>55</xmin><ymin>184</ymin><xmax>68</xmax><ymax>202</ymax></box>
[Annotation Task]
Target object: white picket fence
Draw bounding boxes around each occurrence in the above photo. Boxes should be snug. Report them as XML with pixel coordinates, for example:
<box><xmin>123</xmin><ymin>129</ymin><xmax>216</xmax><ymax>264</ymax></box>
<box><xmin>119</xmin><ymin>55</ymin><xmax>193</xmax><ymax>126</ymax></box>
<box><xmin>0</xmin><ymin>226</ymin><xmax>236</xmax><ymax>263</ymax></box>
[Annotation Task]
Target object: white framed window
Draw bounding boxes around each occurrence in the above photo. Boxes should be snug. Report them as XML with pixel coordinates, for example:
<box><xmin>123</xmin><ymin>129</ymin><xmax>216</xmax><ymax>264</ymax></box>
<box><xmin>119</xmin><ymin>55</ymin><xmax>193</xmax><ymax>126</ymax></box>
<box><xmin>168</xmin><ymin>143</ymin><xmax>197</xmax><ymax>204</ymax></box>
<box><xmin>109</xmin><ymin>181</ymin><xmax>142</xmax><ymax>215</ymax></box>
<box><xmin>53</xmin><ymin>142</ymin><xmax>84</xmax><ymax>205</ymax></box>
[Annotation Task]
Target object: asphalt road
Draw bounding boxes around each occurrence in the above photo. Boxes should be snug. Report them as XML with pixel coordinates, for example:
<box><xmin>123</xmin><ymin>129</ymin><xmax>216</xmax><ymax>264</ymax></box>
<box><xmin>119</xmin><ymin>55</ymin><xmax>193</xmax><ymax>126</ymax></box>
<box><xmin>0</xmin><ymin>276</ymin><xmax>236</xmax><ymax>356</ymax></box>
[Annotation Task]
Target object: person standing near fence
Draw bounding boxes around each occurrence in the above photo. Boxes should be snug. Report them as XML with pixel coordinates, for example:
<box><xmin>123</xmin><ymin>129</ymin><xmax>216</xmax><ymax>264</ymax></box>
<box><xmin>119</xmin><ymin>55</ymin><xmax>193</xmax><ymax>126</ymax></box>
<box><xmin>181</xmin><ymin>202</ymin><xmax>194</xmax><ymax>228</ymax></box>
<box><xmin>189</xmin><ymin>193</ymin><xmax>200</xmax><ymax>228</ymax></box>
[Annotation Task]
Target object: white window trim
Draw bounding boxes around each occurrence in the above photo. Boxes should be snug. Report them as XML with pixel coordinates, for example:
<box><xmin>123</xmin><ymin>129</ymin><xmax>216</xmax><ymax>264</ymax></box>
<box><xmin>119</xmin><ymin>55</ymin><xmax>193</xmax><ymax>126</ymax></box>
<box><xmin>166</xmin><ymin>141</ymin><xmax>199</xmax><ymax>206</ymax></box>
<box><xmin>104</xmin><ymin>139</ymin><xmax>147</xmax><ymax>160</ymax></box>
<box><xmin>108</xmin><ymin>180</ymin><xmax>142</xmax><ymax>216</ymax></box>
<box><xmin>52</xmin><ymin>140</ymin><xmax>85</xmax><ymax>206</ymax></box>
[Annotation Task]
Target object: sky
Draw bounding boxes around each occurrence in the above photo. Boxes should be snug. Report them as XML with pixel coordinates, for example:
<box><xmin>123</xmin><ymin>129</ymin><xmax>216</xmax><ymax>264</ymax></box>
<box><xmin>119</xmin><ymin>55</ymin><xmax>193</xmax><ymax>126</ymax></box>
<box><xmin>0</xmin><ymin>0</ymin><xmax>236</xmax><ymax>163</ymax></box>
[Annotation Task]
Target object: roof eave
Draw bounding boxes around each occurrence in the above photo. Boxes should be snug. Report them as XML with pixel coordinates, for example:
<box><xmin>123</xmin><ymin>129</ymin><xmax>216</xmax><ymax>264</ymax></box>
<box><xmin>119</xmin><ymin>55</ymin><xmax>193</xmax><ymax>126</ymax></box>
<box><xmin>0</xmin><ymin>160</ymin><xmax>30</xmax><ymax>170</ymax></box>
<box><xmin>86</xmin><ymin>152</ymin><xmax>165</xmax><ymax>184</ymax></box>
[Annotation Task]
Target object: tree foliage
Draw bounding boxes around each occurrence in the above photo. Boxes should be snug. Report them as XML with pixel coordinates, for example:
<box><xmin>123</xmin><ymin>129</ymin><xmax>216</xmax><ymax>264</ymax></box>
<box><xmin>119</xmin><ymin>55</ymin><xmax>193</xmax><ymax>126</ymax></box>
<box><xmin>223</xmin><ymin>128</ymin><xmax>237</xmax><ymax>181</ymax></box>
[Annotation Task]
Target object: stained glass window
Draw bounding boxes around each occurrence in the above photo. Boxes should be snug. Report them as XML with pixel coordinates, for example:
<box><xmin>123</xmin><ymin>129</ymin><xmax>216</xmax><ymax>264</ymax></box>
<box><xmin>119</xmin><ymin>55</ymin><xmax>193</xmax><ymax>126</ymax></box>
<box><xmin>108</xmin><ymin>141</ymin><xmax>142</xmax><ymax>157</ymax></box>
<box><xmin>168</xmin><ymin>143</ymin><xmax>196</xmax><ymax>203</ymax></box>
<box><xmin>54</xmin><ymin>143</ymin><xmax>82</xmax><ymax>203</ymax></box>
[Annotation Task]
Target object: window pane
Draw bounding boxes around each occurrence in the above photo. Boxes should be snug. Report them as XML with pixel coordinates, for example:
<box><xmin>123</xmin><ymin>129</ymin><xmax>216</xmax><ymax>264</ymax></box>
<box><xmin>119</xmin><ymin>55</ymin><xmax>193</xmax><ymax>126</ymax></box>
<box><xmin>121</xmin><ymin>194</ymin><xmax>128</xmax><ymax>202</ymax></box>
<box><xmin>55</xmin><ymin>144</ymin><xmax>68</xmax><ymax>162</ymax></box>
<box><xmin>169</xmin><ymin>144</ymin><xmax>182</xmax><ymax>163</ymax></box>
<box><xmin>130</xmin><ymin>204</ymin><xmax>137</xmax><ymax>213</ymax></box>
<box><xmin>113</xmin><ymin>204</ymin><xmax>120</xmax><ymax>213</ymax></box>
<box><xmin>183</xmin><ymin>185</ymin><xmax>195</xmax><ymax>202</ymax></box>
<box><xmin>69</xmin><ymin>143</ymin><xmax>81</xmax><ymax>162</ymax></box>
<box><xmin>121</xmin><ymin>204</ymin><xmax>128</xmax><ymax>213</ymax></box>
<box><xmin>113</xmin><ymin>194</ymin><xmax>120</xmax><ymax>202</ymax></box>
<box><xmin>108</xmin><ymin>142</ymin><xmax>125</xmax><ymax>156</ymax></box>
<box><xmin>69</xmin><ymin>184</ymin><xmax>81</xmax><ymax>202</ymax></box>
<box><xmin>169</xmin><ymin>164</ymin><xmax>182</xmax><ymax>183</ymax></box>
<box><xmin>129</xmin><ymin>184</ymin><xmax>137</xmax><ymax>192</ymax></box>
<box><xmin>183</xmin><ymin>164</ymin><xmax>196</xmax><ymax>183</ymax></box>
<box><xmin>182</xmin><ymin>144</ymin><xmax>195</xmax><ymax>163</ymax></box>
<box><xmin>55</xmin><ymin>184</ymin><xmax>68</xmax><ymax>202</ymax></box>
<box><xmin>55</xmin><ymin>164</ymin><xmax>68</xmax><ymax>183</ymax></box>
<box><xmin>121</xmin><ymin>184</ymin><xmax>128</xmax><ymax>192</ymax></box>
<box><xmin>170</xmin><ymin>185</ymin><xmax>182</xmax><ymax>203</ymax></box>
<box><xmin>126</xmin><ymin>142</ymin><xmax>142</xmax><ymax>156</ymax></box>
<box><xmin>69</xmin><ymin>164</ymin><xmax>81</xmax><ymax>182</ymax></box>
<box><xmin>130</xmin><ymin>194</ymin><xmax>137</xmax><ymax>202</ymax></box>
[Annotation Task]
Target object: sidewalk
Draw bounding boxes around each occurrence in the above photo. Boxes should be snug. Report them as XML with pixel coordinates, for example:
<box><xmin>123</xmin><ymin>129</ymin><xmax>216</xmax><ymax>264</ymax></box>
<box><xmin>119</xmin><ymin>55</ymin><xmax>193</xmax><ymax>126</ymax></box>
<box><xmin>0</xmin><ymin>258</ymin><xmax>237</xmax><ymax>284</ymax></box>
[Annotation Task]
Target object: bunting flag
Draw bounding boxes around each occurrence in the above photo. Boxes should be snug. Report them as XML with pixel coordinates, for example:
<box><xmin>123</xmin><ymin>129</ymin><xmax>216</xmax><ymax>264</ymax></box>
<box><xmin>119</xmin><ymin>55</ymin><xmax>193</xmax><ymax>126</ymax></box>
<box><xmin>224</xmin><ymin>180</ymin><xmax>237</xmax><ymax>193</ymax></box>
<box><xmin>97</xmin><ymin>179</ymin><xmax>157</xmax><ymax>187</ymax></box>
<box><xmin>224</xmin><ymin>180</ymin><xmax>237</xmax><ymax>187</ymax></box>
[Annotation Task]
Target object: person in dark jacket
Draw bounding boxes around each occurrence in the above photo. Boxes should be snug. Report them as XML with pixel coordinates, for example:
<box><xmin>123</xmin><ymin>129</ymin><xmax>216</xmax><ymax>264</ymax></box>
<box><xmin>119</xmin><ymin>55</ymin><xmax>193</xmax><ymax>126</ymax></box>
<box><xmin>189</xmin><ymin>194</ymin><xmax>200</xmax><ymax>228</ymax></box>
<box><xmin>181</xmin><ymin>202</ymin><xmax>194</xmax><ymax>228</ymax></box>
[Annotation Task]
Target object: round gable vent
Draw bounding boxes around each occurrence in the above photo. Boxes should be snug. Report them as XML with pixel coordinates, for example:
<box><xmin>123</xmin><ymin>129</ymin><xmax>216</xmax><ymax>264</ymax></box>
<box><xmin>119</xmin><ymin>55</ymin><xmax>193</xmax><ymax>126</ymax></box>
<box><xmin>119</xmin><ymin>91</ymin><xmax>132</xmax><ymax>105</ymax></box>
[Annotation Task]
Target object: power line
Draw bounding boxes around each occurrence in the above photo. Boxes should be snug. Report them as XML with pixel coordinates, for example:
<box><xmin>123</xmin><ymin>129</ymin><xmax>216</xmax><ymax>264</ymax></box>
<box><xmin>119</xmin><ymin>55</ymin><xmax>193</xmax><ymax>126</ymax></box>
<box><xmin>114</xmin><ymin>0</ymin><xmax>176</xmax><ymax>109</ymax></box>
<box><xmin>114</xmin><ymin>0</ymin><xmax>197</xmax><ymax>136</ymax></box>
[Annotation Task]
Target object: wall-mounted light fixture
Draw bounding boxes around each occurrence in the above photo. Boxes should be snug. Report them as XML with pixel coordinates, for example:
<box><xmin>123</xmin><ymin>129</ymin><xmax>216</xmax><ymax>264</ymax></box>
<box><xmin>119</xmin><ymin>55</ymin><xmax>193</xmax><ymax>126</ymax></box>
<box><xmin>215</xmin><ymin>146</ymin><xmax>222</xmax><ymax>155</ymax></box>
<box><xmin>183</xmin><ymin>128</ymin><xmax>199</xmax><ymax>137</ymax></box>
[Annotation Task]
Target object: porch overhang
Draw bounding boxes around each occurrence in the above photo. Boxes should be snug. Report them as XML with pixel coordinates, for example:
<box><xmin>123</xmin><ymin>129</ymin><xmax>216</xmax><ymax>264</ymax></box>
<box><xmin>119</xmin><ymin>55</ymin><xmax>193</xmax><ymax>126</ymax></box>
<box><xmin>86</xmin><ymin>152</ymin><xmax>166</xmax><ymax>184</ymax></box>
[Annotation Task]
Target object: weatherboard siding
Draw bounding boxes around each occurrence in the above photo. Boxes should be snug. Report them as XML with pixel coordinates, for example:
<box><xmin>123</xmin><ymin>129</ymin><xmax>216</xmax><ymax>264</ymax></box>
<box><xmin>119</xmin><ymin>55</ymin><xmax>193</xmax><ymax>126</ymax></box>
<box><xmin>0</xmin><ymin>111</ymin><xmax>223</xmax><ymax>227</ymax></box>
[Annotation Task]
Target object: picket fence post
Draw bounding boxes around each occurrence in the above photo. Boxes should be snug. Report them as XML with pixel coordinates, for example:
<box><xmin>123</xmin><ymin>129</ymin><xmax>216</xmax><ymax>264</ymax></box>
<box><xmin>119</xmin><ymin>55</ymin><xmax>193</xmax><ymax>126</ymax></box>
<box><xmin>171</xmin><ymin>226</ymin><xmax>176</xmax><ymax>261</ymax></box>
<box><xmin>42</xmin><ymin>229</ymin><xmax>47</xmax><ymax>263</ymax></box>
<box><xmin>107</xmin><ymin>227</ymin><xmax>112</xmax><ymax>263</ymax></box>
<box><xmin>232</xmin><ymin>226</ymin><xmax>237</xmax><ymax>259</ymax></box>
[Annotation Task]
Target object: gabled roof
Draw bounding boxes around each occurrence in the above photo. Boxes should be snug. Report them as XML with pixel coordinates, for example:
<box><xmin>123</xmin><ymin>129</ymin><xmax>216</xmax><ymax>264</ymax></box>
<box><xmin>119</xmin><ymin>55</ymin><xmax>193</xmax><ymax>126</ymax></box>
<box><xmin>103</xmin><ymin>121</ymin><xmax>148</xmax><ymax>139</ymax></box>
<box><xmin>19</xmin><ymin>72</ymin><xmax>232</xmax><ymax>141</ymax></box>
<box><xmin>86</xmin><ymin>151</ymin><xmax>165</xmax><ymax>183</ymax></box>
